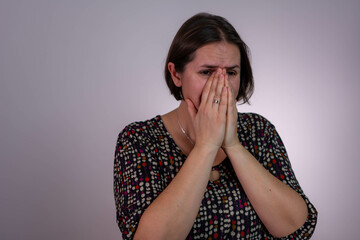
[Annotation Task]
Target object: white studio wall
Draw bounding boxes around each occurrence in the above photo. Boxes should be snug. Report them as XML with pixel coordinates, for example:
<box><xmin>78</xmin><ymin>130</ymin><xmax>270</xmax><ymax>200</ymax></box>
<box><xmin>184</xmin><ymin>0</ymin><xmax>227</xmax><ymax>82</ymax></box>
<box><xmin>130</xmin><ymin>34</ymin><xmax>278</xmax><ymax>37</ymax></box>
<box><xmin>1</xmin><ymin>1</ymin><xmax>359</xmax><ymax>239</ymax></box>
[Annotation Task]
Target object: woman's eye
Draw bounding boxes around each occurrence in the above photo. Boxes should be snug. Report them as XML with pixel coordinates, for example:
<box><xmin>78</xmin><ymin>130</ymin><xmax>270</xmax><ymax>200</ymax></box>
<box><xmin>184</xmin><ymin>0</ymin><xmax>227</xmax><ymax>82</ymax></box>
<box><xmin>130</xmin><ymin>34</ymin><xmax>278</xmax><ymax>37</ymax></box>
<box><xmin>227</xmin><ymin>71</ymin><xmax>237</xmax><ymax>76</ymax></box>
<box><xmin>200</xmin><ymin>70</ymin><xmax>213</xmax><ymax>75</ymax></box>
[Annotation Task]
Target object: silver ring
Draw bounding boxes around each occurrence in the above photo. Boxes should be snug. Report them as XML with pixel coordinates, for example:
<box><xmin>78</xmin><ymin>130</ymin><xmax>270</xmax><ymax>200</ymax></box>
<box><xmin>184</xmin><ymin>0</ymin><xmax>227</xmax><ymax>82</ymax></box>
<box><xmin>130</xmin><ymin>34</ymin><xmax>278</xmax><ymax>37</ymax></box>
<box><xmin>213</xmin><ymin>99</ymin><xmax>220</xmax><ymax>104</ymax></box>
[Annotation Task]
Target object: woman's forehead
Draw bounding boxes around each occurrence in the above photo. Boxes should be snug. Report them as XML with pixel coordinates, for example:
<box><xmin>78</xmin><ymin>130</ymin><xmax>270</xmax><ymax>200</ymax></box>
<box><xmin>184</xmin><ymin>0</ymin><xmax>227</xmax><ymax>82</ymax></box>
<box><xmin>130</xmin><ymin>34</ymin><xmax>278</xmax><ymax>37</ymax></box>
<box><xmin>191</xmin><ymin>42</ymin><xmax>240</xmax><ymax>68</ymax></box>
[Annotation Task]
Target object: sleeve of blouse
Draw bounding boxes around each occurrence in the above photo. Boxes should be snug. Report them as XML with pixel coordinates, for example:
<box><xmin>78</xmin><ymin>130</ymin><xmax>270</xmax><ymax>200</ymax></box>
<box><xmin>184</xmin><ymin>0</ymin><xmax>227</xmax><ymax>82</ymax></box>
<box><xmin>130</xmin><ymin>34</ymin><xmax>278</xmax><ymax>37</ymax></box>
<box><xmin>258</xmin><ymin>118</ymin><xmax>318</xmax><ymax>239</ymax></box>
<box><xmin>113</xmin><ymin>125</ymin><xmax>164</xmax><ymax>240</ymax></box>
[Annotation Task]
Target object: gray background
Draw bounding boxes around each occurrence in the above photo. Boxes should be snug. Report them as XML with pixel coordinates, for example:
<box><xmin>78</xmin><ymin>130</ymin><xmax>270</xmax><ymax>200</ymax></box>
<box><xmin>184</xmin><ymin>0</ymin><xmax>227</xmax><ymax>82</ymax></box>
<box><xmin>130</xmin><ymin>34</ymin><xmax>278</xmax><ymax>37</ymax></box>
<box><xmin>1</xmin><ymin>0</ymin><xmax>359</xmax><ymax>239</ymax></box>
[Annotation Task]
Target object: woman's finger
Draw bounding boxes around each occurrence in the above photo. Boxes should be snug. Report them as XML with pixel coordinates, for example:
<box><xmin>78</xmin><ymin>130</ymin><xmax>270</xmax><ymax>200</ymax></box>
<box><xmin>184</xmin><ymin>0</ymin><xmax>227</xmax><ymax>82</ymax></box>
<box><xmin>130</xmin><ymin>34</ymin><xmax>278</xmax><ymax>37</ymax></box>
<box><xmin>227</xmin><ymin>85</ymin><xmax>234</xmax><ymax>115</ymax></box>
<box><xmin>200</xmin><ymin>71</ymin><xmax>217</xmax><ymax>105</ymax></box>
<box><xmin>226</xmin><ymin>78</ymin><xmax>237</xmax><ymax>121</ymax></box>
<box><xmin>223</xmin><ymin>69</ymin><xmax>229</xmax><ymax>88</ymax></box>
<box><xmin>185</xmin><ymin>98</ymin><xmax>197</xmax><ymax>122</ymax></box>
<box><xmin>206</xmin><ymin>69</ymin><xmax>221</xmax><ymax>106</ymax></box>
<box><xmin>219</xmin><ymin>85</ymin><xmax>228</xmax><ymax>117</ymax></box>
<box><xmin>213</xmin><ymin>72</ymin><xmax>225</xmax><ymax>108</ymax></box>
<box><xmin>227</xmin><ymin>78</ymin><xmax>236</xmax><ymax>103</ymax></box>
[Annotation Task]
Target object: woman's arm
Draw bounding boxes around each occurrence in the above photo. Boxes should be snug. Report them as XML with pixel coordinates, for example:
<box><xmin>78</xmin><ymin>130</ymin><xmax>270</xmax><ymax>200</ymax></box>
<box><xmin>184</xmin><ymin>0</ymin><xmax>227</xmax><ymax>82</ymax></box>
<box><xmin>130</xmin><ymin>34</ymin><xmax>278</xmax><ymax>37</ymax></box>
<box><xmin>134</xmin><ymin>145</ymin><xmax>217</xmax><ymax>240</ymax></box>
<box><xmin>134</xmin><ymin>69</ymin><xmax>228</xmax><ymax>240</ymax></box>
<box><xmin>222</xmin><ymin>82</ymin><xmax>308</xmax><ymax>238</ymax></box>
<box><xmin>224</xmin><ymin>143</ymin><xmax>308</xmax><ymax>238</ymax></box>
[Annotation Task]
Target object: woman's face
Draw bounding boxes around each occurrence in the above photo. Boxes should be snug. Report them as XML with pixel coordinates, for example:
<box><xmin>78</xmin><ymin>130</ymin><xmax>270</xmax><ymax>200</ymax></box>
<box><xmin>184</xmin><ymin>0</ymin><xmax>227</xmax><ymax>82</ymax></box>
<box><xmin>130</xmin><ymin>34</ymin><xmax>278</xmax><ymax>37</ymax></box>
<box><xmin>179</xmin><ymin>42</ymin><xmax>241</xmax><ymax>109</ymax></box>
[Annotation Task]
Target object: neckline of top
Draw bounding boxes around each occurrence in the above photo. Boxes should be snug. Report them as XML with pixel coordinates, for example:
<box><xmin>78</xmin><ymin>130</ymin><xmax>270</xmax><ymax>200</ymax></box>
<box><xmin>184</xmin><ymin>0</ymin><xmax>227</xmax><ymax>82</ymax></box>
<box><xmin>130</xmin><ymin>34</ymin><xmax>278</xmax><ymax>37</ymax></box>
<box><xmin>154</xmin><ymin>115</ymin><xmax>226</xmax><ymax>168</ymax></box>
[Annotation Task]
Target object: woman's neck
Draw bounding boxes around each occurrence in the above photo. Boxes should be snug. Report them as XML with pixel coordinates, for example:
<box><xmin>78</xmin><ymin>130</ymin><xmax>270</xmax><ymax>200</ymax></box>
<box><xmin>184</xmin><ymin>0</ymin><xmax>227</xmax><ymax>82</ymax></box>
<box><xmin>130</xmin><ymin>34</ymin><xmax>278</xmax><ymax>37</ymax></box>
<box><xmin>176</xmin><ymin>101</ymin><xmax>195</xmax><ymax>144</ymax></box>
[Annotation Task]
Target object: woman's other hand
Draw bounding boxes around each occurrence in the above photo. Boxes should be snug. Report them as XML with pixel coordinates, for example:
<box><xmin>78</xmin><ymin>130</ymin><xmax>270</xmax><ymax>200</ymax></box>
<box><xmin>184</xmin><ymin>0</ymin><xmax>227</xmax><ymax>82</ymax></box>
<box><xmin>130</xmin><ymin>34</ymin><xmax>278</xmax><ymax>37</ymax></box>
<box><xmin>222</xmin><ymin>69</ymin><xmax>240</xmax><ymax>150</ymax></box>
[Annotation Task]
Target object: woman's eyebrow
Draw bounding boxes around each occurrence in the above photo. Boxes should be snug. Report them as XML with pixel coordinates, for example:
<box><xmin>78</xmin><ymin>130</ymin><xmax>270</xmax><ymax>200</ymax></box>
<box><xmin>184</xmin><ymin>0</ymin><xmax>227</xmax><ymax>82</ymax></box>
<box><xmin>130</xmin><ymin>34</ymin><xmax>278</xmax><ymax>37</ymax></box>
<box><xmin>200</xmin><ymin>65</ymin><xmax>240</xmax><ymax>69</ymax></box>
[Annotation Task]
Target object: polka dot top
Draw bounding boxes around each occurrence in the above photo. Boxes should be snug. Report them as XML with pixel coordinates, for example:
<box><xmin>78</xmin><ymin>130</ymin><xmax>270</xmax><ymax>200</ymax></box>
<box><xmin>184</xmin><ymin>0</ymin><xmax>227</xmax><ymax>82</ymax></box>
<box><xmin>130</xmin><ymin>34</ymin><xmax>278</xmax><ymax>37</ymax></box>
<box><xmin>113</xmin><ymin>113</ymin><xmax>318</xmax><ymax>239</ymax></box>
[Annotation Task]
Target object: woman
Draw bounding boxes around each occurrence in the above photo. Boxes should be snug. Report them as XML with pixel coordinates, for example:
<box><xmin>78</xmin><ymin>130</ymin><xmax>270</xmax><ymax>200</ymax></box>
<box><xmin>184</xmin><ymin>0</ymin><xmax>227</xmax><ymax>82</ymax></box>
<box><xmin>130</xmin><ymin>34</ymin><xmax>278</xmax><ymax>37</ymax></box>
<box><xmin>114</xmin><ymin>13</ymin><xmax>317</xmax><ymax>240</ymax></box>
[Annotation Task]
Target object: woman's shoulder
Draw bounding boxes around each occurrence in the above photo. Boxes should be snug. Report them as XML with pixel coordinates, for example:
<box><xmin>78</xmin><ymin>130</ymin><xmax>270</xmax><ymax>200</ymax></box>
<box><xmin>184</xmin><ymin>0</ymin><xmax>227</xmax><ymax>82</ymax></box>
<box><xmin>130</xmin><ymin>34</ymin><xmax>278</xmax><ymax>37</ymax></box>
<box><xmin>238</xmin><ymin>112</ymin><xmax>273</xmax><ymax>127</ymax></box>
<box><xmin>119</xmin><ymin>115</ymin><xmax>161</xmax><ymax>132</ymax></box>
<box><xmin>117</xmin><ymin>115</ymin><xmax>166</xmax><ymax>143</ymax></box>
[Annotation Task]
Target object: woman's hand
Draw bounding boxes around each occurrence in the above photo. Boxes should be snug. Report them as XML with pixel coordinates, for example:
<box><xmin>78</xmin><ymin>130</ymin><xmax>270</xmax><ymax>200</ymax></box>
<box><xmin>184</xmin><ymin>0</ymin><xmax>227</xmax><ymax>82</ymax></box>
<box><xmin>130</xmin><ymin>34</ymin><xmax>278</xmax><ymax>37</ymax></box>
<box><xmin>185</xmin><ymin>68</ymin><xmax>228</xmax><ymax>150</ymax></box>
<box><xmin>222</xmin><ymin>72</ymin><xmax>241</xmax><ymax>150</ymax></box>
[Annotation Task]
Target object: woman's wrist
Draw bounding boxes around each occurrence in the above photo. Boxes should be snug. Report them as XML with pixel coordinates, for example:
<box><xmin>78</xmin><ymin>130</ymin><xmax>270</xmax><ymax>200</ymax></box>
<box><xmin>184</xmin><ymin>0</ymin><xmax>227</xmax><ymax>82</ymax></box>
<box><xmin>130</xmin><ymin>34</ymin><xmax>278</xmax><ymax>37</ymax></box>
<box><xmin>222</xmin><ymin>140</ymin><xmax>243</xmax><ymax>155</ymax></box>
<box><xmin>193</xmin><ymin>142</ymin><xmax>220</xmax><ymax>156</ymax></box>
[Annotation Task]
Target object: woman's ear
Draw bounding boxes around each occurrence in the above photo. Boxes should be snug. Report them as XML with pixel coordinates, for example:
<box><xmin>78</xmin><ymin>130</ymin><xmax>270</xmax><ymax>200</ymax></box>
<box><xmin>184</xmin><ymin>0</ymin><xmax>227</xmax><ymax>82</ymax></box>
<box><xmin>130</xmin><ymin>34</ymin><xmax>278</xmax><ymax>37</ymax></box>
<box><xmin>168</xmin><ymin>62</ymin><xmax>182</xmax><ymax>87</ymax></box>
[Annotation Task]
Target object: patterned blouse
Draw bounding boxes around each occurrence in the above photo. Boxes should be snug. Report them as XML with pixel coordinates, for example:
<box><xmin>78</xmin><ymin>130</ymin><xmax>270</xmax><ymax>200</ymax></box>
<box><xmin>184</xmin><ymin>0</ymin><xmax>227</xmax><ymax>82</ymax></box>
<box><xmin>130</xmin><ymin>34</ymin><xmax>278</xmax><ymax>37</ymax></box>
<box><xmin>113</xmin><ymin>113</ymin><xmax>318</xmax><ymax>239</ymax></box>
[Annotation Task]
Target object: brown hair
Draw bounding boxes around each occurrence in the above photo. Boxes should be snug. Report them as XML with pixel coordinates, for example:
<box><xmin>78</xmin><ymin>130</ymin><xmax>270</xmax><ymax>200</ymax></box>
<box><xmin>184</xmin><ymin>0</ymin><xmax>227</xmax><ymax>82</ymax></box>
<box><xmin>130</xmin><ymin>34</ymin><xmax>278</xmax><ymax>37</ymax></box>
<box><xmin>164</xmin><ymin>12</ymin><xmax>254</xmax><ymax>104</ymax></box>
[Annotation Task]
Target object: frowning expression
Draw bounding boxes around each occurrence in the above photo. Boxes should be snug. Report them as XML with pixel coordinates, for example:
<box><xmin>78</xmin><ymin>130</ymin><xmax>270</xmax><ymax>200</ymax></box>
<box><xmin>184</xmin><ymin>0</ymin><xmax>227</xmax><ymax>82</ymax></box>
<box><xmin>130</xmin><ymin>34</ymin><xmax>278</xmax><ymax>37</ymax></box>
<box><xmin>178</xmin><ymin>41</ymin><xmax>241</xmax><ymax>109</ymax></box>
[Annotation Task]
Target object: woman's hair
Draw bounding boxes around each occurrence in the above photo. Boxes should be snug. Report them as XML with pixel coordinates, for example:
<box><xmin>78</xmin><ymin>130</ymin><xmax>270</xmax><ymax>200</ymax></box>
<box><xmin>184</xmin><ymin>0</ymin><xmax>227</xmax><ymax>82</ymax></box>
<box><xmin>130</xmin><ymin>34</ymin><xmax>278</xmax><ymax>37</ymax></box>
<box><xmin>164</xmin><ymin>12</ymin><xmax>254</xmax><ymax>104</ymax></box>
